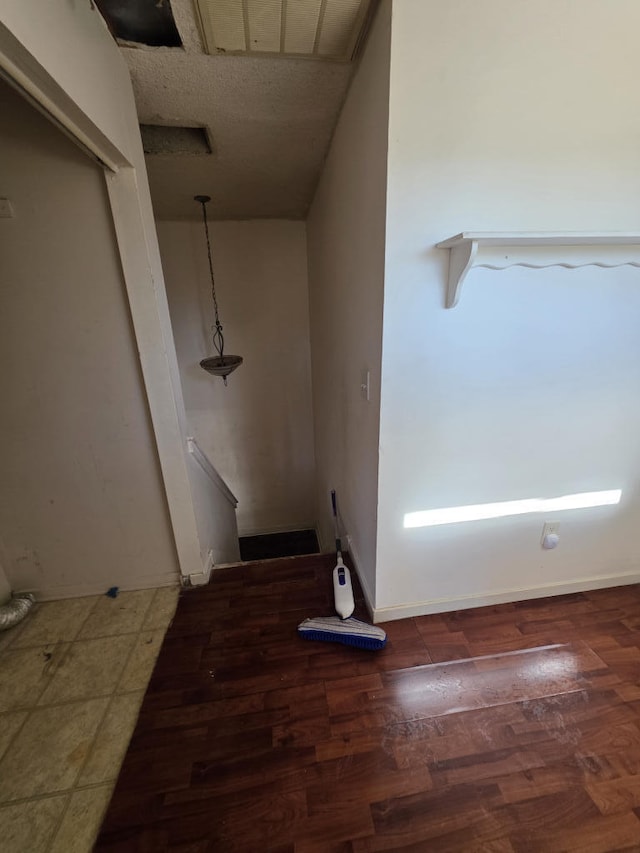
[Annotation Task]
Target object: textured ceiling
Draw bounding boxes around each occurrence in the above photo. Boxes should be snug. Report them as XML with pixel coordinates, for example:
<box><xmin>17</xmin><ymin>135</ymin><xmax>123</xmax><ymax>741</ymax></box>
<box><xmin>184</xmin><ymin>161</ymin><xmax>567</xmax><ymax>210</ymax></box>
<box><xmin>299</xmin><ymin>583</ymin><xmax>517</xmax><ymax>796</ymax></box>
<box><xmin>121</xmin><ymin>0</ymin><xmax>358</xmax><ymax>220</ymax></box>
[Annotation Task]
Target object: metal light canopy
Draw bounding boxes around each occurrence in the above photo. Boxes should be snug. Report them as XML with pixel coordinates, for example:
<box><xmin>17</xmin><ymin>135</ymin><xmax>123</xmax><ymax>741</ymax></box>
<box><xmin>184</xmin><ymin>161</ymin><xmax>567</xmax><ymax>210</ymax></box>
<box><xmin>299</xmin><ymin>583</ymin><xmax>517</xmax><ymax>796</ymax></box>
<box><xmin>195</xmin><ymin>194</ymin><xmax>243</xmax><ymax>384</ymax></box>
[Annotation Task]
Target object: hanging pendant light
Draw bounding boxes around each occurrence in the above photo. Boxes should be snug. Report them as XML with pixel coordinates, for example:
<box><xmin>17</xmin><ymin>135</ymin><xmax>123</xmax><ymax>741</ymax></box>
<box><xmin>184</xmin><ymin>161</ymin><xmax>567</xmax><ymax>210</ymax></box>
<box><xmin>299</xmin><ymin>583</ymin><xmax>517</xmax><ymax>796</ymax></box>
<box><xmin>195</xmin><ymin>194</ymin><xmax>243</xmax><ymax>385</ymax></box>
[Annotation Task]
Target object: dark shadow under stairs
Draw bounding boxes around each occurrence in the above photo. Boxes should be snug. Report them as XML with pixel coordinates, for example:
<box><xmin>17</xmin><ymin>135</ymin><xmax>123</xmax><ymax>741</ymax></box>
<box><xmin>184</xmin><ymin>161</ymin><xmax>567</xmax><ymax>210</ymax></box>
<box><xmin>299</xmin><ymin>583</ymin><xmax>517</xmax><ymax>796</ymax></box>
<box><xmin>238</xmin><ymin>528</ymin><xmax>320</xmax><ymax>561</ymax></box>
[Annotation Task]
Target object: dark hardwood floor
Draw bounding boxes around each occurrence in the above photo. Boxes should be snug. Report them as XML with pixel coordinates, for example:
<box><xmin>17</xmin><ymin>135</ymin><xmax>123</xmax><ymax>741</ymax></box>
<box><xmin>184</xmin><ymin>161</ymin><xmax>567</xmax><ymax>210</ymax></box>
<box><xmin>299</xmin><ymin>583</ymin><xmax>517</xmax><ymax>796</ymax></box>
<box><xmin>96</xmin><ymin>554</ymin><xmax>640</xmax><ymax>851</ymax></box>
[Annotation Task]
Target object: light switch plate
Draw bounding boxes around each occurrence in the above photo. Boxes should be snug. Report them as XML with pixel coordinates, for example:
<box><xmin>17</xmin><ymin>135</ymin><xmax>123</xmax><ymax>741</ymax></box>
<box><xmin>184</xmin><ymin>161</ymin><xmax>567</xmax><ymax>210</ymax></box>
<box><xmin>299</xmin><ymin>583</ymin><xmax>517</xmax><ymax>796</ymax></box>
<box><xmin>0</xmin><ymin>199</ymin><xmax>14</xmax><ymax>218</ymax></box>
<box><xmin>360</xmin><ymin>369</ymin><xmax>370</xmax><ymax>401</ymax></box>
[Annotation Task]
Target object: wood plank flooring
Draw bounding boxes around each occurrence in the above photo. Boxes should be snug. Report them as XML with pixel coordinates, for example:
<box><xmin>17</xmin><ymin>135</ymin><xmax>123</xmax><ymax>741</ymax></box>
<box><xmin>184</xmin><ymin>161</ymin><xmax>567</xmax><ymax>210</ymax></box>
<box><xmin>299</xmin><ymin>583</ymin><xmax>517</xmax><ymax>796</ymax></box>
<box><xmin>95</xmin><ymin>555</ymin><xmax>640</xmax><ymax>851</ymax></box>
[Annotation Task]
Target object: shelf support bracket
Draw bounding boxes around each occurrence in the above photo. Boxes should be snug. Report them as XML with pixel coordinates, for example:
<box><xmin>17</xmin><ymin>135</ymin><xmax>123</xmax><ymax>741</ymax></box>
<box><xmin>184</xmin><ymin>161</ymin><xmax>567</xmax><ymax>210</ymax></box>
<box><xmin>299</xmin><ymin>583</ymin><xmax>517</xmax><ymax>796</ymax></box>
<box><xmin>446</xmin><ymin>239</ymin><xmax>478</xmax><ymax>308</ymax></box>
<box><xmin>437</xmin><ymin>232</ymin><xmax>640</xmax><ymax>308</ymax></box>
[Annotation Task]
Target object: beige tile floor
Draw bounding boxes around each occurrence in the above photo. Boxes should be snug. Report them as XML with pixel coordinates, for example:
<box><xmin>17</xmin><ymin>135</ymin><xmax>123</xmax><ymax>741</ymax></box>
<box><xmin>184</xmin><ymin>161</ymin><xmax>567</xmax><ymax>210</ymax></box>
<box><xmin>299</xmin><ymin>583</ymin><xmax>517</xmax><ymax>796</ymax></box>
<box><xmin>0</xmin><ymin>585</ymin><xmax>179</xmax><ymax>853</ymax></box>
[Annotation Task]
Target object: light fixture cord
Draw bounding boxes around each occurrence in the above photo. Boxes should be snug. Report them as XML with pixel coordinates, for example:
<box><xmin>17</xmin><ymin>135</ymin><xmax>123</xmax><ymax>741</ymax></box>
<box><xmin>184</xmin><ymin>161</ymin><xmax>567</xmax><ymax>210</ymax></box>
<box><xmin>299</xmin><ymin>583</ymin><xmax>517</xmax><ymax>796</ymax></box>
<box><xmin>199</xmin><ymin>199</ymin><xmax>225</xmax><ymax>362</ymax></box>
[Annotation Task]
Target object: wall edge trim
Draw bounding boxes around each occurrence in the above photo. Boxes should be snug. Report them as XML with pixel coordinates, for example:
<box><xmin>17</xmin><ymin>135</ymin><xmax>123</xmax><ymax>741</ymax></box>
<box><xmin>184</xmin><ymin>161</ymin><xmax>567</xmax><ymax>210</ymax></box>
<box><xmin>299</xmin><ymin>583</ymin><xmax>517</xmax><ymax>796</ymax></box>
<box><xmin>373</xmin><ymin>569</ymin><xmax>640</xmax><ymax>623</ymax></box>
<box><xmin>345</xmin><ymin>536</ymin><xmax>376</xmax><ymax>621</ymax></box>
<box><xmin>17</xmin><ymin>573</ymin><xmax>180</xmax><ymax>602</ymax></box>
<box><xmin>187</xmin><ymin>437</ymin><xmax>238</xmax><ymax>507</ymax></box>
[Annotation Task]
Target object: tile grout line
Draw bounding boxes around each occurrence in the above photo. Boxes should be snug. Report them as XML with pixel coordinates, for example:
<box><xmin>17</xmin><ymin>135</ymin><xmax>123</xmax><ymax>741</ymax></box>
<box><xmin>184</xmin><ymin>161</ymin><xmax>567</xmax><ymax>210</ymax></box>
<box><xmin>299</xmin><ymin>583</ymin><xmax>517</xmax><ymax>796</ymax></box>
<box><xmin>43</xmin><ymin>587</ymin><xmax>161</xmax><ymax>853</ymax></box>
<box><xmin>0</xmin><ymin>620</ymin><xmax>175</xmax><ymax>715</ymax></box>
<box><xmin>0</xmin><ymin>635</ymin><xmax>76</xmax><ymax>786</ymax></box>
<box><xmin>71</xmin><ymin>593</ymin><xmax>104</xmax><ymax>639</ymax></box>
<box><xmin>1</xmin><ymin>593</ymin><xmax>101</xmax><ymax>653</ymax></box>
<box><xmin>0</xmin><ymin>778</ymin><xmax>122</xmax><ymax>810</ymax></box>
<box><xmin>0</xmin><ymin>586</ymin><xmax>178</xmax><ymax>853</ymax></box>
<box><xmin>6</xmin><ymin>626</ymin><xmax>157</xmax><ymax>651</ymax></box>
<box><xmin>0</xmin><ymin>686</ymin><xmax>149</xmax><ymax>716</ymax></box>
<box><xmin>0</xmin><ymin>591</ymin><xmax>104</xmax><ymax>759</ymax></box>
<box><xmin>0</xmin><ymin>606</ymin><xmax>94</xmax><ymax>845</ymax></box>
<box><xmin>0</xmin><ymin>789</ymin><xmax>72</xmax><ymax>810</ymax></box>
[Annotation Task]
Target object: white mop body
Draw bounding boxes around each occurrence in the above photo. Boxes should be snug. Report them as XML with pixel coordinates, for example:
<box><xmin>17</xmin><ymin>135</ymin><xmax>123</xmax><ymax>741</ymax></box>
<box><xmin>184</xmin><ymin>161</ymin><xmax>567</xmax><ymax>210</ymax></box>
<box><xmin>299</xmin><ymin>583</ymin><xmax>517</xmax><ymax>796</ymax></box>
<box><xmin>333</xmin><ymin>555</ymin><xmax>355</xmax><ymax>620</ymax></box>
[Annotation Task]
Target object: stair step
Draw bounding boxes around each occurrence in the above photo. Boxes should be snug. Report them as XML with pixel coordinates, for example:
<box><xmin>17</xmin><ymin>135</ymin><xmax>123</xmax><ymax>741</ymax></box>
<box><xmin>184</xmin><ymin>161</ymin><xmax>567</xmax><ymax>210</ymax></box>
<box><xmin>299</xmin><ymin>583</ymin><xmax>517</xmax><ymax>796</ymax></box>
<box><xmin>238</xmin><ymin>528</ymin><xmax>319</xmax><ymax>561</ymax></box>
<box><xmin>215</xmin><ymin>551</ymin><xmax>334</xmax><ymax>572</ymax></box>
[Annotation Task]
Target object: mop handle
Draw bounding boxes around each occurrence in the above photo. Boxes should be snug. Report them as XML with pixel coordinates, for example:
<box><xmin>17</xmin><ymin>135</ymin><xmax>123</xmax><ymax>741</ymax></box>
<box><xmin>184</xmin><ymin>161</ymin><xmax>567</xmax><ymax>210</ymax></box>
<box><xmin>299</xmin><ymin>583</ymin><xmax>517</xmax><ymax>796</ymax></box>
<box><xmin>331</xmin><ymin>489</ymin><xmax>341</xmax><ymax>553</ymax></box>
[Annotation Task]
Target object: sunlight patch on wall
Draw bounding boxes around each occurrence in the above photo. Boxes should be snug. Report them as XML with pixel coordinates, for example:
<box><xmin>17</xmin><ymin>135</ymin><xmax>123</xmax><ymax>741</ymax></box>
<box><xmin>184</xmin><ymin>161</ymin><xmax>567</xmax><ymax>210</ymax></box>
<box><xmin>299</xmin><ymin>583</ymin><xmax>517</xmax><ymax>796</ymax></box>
<box><xmin>403</xmin><ymin>490</ymin><xmax>622</xmax><ymax>529</ymax></box>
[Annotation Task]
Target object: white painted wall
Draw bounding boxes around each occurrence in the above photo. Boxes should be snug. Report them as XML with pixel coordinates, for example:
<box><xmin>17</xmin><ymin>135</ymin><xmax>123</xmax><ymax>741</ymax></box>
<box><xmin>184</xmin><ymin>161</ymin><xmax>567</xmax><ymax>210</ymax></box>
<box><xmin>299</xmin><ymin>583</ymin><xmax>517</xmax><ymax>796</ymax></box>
<box><xmin>376</xmin><ymin>0</ymin><xmax>640</xmax><ymax>617</ymax></box>
<box><xmin>0</xmin><ymin>0</ymin><xmax>211</xmax><ymax>582</ymax></box>
<box><xmin>187</xmin><ymin>439</ymin><xmax>241</xmax><ymax>566</ymax></box>
<box><xmin>157</xmin><ymin>220</ymin><xmax>316</xmax><ymax>536</ymax></box>
<box><xmin>0</xmin><ymin>0</ymin><xmax>132</xmax><ymax>166</ymax></box>
<box><xmin>0</xmin><ymin>80</ymin><xmax>179</xmax><ymax>597</ymax></box>
<box><xmin>306</xmin><ymin>1</ymin><xmax>391</xmax><ymax>606</ymax></box>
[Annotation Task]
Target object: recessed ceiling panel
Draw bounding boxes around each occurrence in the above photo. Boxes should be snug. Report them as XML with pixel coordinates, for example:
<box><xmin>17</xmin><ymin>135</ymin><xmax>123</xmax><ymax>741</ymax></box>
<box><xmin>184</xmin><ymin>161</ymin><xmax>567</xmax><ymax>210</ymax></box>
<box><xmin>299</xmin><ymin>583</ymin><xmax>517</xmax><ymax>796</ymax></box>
<box><xmin>140</xmin><ymin>125</ymin><xmax>212</xmax><ymax>155</ymax></box>
<box><xmin>247</xmin><ymin>0</ymin><xmax>281</xmax><ymax>53</ymax></box>
<box><xmin>317</xmin><ymin>0</ymin><xmax>363</xmax><ymax>58</ymax></box>
<box><xmin>205</xmin><ymin>0</ymin><xmax>246</xmax><ymax>52</ymax></box>
<box><xmin>284</xmin><ymin>0</ymin><xmax>323</xmax><ymax>55</ymax></box>
<box><xmin>195</xmin><ymin>0</ymin><xmax>374</xmax><ymax>62</ymax></box>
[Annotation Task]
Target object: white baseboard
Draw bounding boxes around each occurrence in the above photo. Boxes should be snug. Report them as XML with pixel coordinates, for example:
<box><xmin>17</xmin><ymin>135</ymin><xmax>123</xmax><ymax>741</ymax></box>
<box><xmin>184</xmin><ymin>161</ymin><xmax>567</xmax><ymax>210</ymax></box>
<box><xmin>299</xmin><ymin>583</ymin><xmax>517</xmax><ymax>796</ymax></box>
<box><xmin>373</xmin><ymin>570</ymin><xmax>640</xmax><ymax>623</ymax></box>
<box><xmin>188</xmin><ymin>550</ymin><xmax>215</xmax><ymax>587</ymax></box>
<box><xmin>23</xmin><ymin>571</ymin><xmax>180</xmax><ymax>602</ymax></box>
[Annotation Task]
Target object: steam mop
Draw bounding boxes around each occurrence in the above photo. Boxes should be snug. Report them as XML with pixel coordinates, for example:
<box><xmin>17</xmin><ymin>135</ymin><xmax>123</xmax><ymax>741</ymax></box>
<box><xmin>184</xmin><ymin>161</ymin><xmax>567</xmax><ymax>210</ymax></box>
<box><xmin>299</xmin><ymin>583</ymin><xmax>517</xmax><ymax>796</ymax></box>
<box><xmin>297</xmin><ymin>490</ymin><xmax>387</xmax><ymax>651</ymax></box>
<box><xmin>330</xmin><ymin>489</ymin><xmax>355</xmax><ymax>620</ymax></box>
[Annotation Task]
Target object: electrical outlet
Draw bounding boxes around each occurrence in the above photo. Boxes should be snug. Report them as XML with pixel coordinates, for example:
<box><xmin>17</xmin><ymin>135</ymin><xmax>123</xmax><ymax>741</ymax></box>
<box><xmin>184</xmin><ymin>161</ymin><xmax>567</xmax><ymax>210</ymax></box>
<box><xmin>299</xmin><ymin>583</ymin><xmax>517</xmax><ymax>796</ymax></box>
<box><xmin>541</xmin><ymin>521</ymin><xmax>560</xmax><ymax>545</ymax></box>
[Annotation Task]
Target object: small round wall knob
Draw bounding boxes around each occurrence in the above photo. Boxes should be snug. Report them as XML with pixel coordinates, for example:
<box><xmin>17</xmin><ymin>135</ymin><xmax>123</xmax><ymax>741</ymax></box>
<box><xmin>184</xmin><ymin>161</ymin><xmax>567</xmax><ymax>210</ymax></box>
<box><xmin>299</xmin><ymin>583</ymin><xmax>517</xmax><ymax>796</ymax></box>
<box><xmin>542</xmin><ymin>532</ymin><xmax>560</xmax><ymax>550</ymax></box>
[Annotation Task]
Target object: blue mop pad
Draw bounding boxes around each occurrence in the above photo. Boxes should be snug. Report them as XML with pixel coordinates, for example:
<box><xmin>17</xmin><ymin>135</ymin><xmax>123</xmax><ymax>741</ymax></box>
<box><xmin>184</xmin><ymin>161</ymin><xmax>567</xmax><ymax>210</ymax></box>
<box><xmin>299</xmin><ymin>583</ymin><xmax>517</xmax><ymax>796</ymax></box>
<box><xmin>298</xmin><ymin>616</ymin><xmax>387</xmax><ymax>651</ymax></box>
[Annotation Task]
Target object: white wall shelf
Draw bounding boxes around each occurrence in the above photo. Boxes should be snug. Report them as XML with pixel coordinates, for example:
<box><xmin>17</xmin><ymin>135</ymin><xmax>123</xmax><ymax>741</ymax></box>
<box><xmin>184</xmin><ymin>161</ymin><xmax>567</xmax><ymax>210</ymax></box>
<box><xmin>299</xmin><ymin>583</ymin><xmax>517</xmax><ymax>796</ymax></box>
<box><xmin>436</xmin><ymin>232</ymin><xmax>640</xmax><ymax>308</ymax></box>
